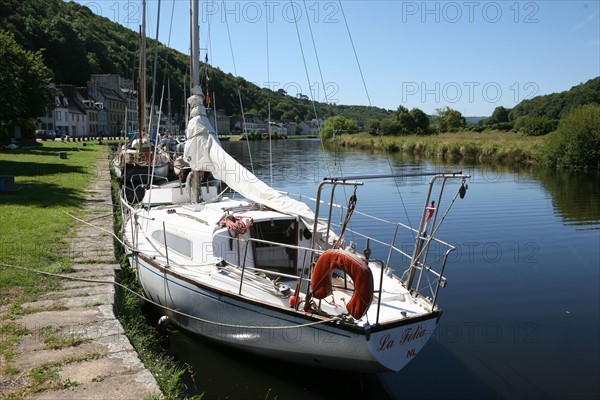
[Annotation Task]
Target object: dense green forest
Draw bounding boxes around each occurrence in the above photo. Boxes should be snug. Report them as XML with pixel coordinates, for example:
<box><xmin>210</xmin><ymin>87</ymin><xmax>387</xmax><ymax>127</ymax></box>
<box><xmin>510</xmin><ymin>77</ymin><xmax>600</xmax><ymax>120</ymax></box>
<box><xmin>472</xmin><ymin>77</ymin><xmax>600</xmax><ymax>136</ymax></box>
<box><xmin>0</xmin><ymin>0</ymin><xmax>391</xmax><ymax>125</ymax></box>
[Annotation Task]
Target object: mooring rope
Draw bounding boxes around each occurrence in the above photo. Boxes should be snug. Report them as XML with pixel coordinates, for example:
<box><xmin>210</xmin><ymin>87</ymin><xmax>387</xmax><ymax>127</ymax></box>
<box><xmin>0</xmin><ymin>260</ymin><xmax>340</xmax><ymax>330</ymax></box>
<box><xmin>61</xmin><ymin>205</ymin><xmax>343</xmax><ymax>329</ymax></box>
<box><xmin>65</xmin><ymin>211</ymin><xmax>130</xmax><ymax>250</ymax></box>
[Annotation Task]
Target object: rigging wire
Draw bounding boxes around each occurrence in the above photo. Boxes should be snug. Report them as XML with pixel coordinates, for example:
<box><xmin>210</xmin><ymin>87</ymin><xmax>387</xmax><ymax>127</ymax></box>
<box><xmin>147</xmin><ymin>0</ymin><xmax>162</xmax><ymax>141</ymax></box>
<box><xmin>289</xmin><ymin>0</ymin><xmax>320</xmax><ymax>124</ymax></box>
<box><xmin>337</xmin><ymin>0</ymin><xmax>414</xmax><ymax>230</ymax></box>
<box><xmin>146</xmin><ymin>0</ymin><xmax>176</xmax><ymax>212</ymax></box>
<box><xmin>265</xmin><ymin>10</ymin><xmax>273</xmax><ymax>187</ymax></box>
<box><xmin>300</xmin><ymin>0</ymin><xmax>337</xmax><ymax>177</ymax></box>
<box><xmin>154</xmin><ymin>0</ymin><xmax>177</xmax><ymax>138</ymax></box>
<box><xmin>222</xmin><ymin>0</ymin><xmax>255</xmax><ymax>174</ymax></box>
<box><xmin>338</xmin><ymin>0</ymin><xmax>371</xmax><ymax>107</ymax></box>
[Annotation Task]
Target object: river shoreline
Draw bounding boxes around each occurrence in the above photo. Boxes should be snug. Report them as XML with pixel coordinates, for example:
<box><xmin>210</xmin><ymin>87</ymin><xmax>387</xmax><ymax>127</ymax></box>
<box><xmin>332</xmin><ymin>131</ymin><xmax>547</xmax><ymax>166</ymax></box>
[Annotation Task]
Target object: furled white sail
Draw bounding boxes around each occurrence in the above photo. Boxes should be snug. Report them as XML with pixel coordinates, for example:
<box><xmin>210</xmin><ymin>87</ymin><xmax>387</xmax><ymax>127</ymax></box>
<box><xmin>183</xmin><ymin>89</ymin><xmax>325</xmax><ymax>234</ymax></box>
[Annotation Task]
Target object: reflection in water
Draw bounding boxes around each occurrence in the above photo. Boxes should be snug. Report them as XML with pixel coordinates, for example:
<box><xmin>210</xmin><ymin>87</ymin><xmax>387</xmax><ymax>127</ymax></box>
<box><xmin>151</xmin><ymin>139</ymin><xmax>599</xmax><ymax>399</ymax></box>
<box><xmin>158</xmin><ymin>319</ymin><xmax>390</xmax><ymax>400</ymax></box>
<box><xmin>534</xmin><ymin>169</ymin><xmax>600</xmax><ymax>228</ymax></box>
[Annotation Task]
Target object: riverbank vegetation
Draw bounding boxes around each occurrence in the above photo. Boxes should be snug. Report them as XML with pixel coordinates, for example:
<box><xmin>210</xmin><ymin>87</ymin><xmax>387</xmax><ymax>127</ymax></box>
<box><xmin>334</xmin><ymin>130</ymin><xmax>546</xmax><ymax>166</ymax></box>
<box><xmin>327</xmin><ymin>79</ymin><xmax>600</xmax><ymax>171</ymax></box>
<box><xmin>544</xmin><ymin>104</ymin><xmax>600</xmax><ymax>170</ymax></box>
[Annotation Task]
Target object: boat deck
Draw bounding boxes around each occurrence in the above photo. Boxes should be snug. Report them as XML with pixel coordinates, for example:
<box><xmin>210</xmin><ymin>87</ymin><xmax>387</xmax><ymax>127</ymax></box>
<box><xmin>124</xmin><ymin>199</ymin><xmax>434</xmax><ymax>327</ymax></box>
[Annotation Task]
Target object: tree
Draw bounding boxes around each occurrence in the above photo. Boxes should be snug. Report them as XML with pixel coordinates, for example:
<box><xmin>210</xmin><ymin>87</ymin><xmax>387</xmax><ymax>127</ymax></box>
<box><xmin>544</xmin><ymin>104</ymin><xmax>600</xmax><ymax>170</ymax></box>
<box><xmin>380</xmin><ymin>118</ymin><xmax>402</xmax><ymax>135</ymax></box>
<box><xmin>365</xmin><ymin>119</ymin><xmax>381</xmax><ymax>134</ymax></box>
<box><xmin>0</xmin><ymin>30</ymin><xmax>51</xmax><ymax>136</ymax></box>
<box><xmin>320</xmin><ymin>115</ymin><xmax>358</xmax><ymax>139</ymax></box>
<box><xmin>434</xmin><ymin>107</ymin><xmax>466</xmax><ymax>133</ymax></box>
<box><xmin>389</xmin><ymin>106</ymin><xmax>414</xmax><ymax>134</ymax></box>
<box><xmin>410</xmin><ymin>108</ymin><xmax>430</xmax><ymax>134</ymax></box>
<box><xmin>484</xmin><ymin>106</ymin><xmax>510</xmax><ymax>125</ymax></box>
<box><xmin>510</xmin><ymin>77</ymin><xmax>600</xmax><ymax>120</ymax></box>
<box><xmin>514</xmin><ymin>115</ymin><xmax>557</xmax><ymax>136</ymax></box>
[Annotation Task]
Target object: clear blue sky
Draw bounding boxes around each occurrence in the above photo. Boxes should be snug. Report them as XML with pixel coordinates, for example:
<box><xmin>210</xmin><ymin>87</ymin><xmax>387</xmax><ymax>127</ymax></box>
<box><xmin>72</xmin><ymin>0</ymin><xmax>600</xmax><ymax>116</ymax></box>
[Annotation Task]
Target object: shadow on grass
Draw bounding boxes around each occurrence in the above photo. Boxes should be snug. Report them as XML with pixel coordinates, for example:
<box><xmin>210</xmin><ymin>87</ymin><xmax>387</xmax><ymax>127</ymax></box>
<box><xmin>0</xmin><ymin>159</ymin><xmax>90</xmax><ymax>178</ymax></box>
<box><xmin>0</xmin><ymin>181</ymin><xmax>84</xmax><ymax>208</ymax></box>
<box><xmin>1</xmin><ymin>144</ymin><xmax>96</xmax><ymax>157</ymax></box>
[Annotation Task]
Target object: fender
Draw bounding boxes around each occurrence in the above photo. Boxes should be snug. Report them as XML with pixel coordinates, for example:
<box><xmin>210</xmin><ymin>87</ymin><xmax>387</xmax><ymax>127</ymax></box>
<box><xmin>311</xmin><ymin>249</ymin><xmax>374</xmax><ymax>319</ymax></box>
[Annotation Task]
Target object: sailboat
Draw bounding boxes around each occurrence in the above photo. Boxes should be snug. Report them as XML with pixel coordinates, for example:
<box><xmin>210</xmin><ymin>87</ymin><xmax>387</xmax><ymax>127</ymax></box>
<box><xmin>113</xmin><ymin>0</ymin><xmax>171</xmax><ymax>184</ymax></box>
<box><xmin>121</xmin><ymin>0</ymin><xmax>471</xmax><ymax>372</ymax></box>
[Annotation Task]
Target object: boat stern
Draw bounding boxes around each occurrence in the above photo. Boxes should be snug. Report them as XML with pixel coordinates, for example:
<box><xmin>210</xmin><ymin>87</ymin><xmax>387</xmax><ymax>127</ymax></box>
<box><xmin>366</xmin><ymin>316</ymin><xmax>439</xmax><ymax>372</ymax></box>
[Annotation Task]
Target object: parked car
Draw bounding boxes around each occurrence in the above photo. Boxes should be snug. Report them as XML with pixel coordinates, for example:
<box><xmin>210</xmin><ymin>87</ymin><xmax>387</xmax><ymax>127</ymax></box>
<box><xmin>35</xmin><ymin>130</ymin><xmax>56</xmax><ymax>141</ymax></box>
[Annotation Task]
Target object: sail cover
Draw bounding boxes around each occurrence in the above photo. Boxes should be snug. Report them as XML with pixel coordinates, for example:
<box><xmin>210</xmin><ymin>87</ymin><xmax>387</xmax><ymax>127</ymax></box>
<box><xmin>183</xmin><ymin>89</ymin><xmax>320</xmax><ymax>227</ymax></box>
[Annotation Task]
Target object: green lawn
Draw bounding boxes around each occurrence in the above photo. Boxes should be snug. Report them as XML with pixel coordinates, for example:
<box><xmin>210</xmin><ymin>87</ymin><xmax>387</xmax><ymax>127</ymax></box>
<box><xmin>0</xmin><ymin>141</ymin><xmax>106</xmax><ymax>305</ymax></box>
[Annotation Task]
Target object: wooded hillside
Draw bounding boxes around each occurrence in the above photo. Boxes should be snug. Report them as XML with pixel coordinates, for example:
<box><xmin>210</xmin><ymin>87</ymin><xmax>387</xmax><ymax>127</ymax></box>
<box><xmin>510</xmin><ymin>77</ymin><xmax>600</xmax><ymax>120</ymax></box>
<box><xmin>0</xmin><ymin>0</ymin><xmax>391</xmax><ymax>125</ymax></box>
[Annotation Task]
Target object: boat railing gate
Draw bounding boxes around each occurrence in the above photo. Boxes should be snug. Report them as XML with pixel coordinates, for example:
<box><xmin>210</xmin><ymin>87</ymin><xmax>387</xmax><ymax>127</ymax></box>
<box><xmin>307</xmin><ymin>172</ymin><xmax>469</xmax><ymax>317</ymax></box>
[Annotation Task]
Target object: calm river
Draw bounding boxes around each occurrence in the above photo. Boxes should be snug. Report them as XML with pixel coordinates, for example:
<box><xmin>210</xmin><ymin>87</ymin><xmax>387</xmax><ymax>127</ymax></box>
<box><xmin>160</xmin><ymin>138</ymin><xmax>599</xmax><ymax>399</ymax></box>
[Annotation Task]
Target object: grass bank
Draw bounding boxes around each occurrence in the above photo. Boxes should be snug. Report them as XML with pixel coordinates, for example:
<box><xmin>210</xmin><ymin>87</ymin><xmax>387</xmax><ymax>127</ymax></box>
<box><xmin>0</xmin><ymin>141</ymin><xmax>104</xmax><ymax>304</ymax></box>
<box><xmin>0</xmin><ymin>141</ymin><xmax>196</xmax><ymax>399</ymax></box>
<box><xmin>334</xmin><ymin>131</ymin><xmax>547</xmax><ymax>165</ymax></box>
<box><xmin>0</xmin><ymin>141</ymin><xmax>105</xmax><ymax>394</ymax></box>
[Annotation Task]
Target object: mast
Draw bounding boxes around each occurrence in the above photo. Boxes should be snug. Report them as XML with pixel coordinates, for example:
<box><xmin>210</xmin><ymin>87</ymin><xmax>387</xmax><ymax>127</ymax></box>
<box><xmin>191</xmin><ymin>0</ymin><xmax>200</xmax><ymax>90</ymax></box>
<box><xmin>138</xmin><ymin>0</ymin><xmax>147</xmax><ymax>140</ymax></box>
<box><xmin>167</xmin><ymin>79</ymin><xmax>172</xmax><ymax>135</ymax></box>
<box><xmin>183</xmin><ymin>73</ymin><xmax>188</xmax><ymax>126</ymax></box>
<box><xmin>148</xmin><ymin>0</ymin><xmax>162</xmax><ymax>141</ymax></box>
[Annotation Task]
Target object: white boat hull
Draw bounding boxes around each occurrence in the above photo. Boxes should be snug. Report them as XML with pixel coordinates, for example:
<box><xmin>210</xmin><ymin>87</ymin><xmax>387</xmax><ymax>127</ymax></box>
<box><xmin>132</xmin><ymin>253</ymin><xmax>439</xmax><ymax>372</ymax></box>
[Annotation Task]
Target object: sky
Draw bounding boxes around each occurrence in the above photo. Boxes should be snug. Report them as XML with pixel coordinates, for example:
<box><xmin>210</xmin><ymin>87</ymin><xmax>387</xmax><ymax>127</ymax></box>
<box><xmin>70</xmin><ymin>0</ymin><xmax>600</xmax><ymax>117</ymax></box>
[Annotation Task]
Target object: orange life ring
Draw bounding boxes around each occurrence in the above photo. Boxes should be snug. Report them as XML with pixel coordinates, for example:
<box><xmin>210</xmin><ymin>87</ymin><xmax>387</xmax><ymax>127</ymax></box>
<box><xmin>311</xmin><ymin>249</ymin><xmax>374</xmax><ymax>320</ymax></box>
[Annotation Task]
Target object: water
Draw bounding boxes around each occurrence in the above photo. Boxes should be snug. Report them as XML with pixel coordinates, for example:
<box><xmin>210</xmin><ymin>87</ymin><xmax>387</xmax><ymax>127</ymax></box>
<box><xmin>160</xmin><ymin>139</ymin><xmax>600</xmax><ymax>399</ymax></box>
